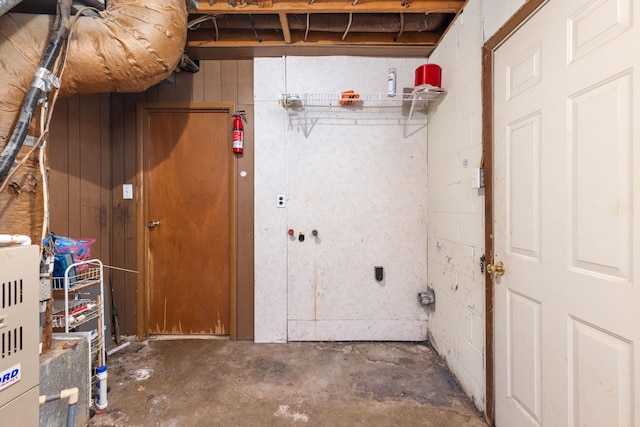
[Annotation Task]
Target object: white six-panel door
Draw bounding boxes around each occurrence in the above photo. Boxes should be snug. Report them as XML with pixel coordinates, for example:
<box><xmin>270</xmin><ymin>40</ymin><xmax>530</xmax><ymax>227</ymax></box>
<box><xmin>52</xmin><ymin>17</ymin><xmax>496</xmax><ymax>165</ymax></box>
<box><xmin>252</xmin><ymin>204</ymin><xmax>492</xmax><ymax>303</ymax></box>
<box><xmin>493</xmin><ymin>0</ymin><xmax>639</xmax><ymax>425</ymax></box>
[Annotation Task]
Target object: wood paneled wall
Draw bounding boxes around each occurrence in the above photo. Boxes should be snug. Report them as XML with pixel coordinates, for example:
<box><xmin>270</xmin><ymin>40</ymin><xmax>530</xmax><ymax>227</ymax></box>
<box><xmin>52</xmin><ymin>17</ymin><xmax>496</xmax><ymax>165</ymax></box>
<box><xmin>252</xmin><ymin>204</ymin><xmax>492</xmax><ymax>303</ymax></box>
<box><xmin>49</xmin><ymin>93</ymin><xmax>111</xmax><ymax>266</ymax></box>
<box><xmin>49</xmin><ymin>60</ymin><xmax>255</xmax><ymax>338</ymax></box>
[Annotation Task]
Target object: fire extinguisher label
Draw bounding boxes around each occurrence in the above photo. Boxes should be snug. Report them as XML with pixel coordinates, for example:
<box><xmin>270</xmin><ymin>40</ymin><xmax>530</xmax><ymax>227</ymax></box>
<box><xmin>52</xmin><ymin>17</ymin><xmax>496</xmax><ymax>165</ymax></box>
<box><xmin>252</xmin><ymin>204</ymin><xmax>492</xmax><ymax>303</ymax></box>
<box><xmin>233</xmin><ymin>130</ymin><xmax>243</xmax><ymax>150</ymax></box>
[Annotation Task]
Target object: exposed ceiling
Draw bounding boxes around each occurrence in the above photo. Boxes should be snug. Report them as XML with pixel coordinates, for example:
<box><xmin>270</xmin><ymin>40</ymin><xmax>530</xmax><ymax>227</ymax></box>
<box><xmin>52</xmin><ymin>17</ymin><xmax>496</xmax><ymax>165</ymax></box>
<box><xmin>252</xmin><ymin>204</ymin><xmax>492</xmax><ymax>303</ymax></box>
<box><xmin>187</xmin><ymin>0</ymin><xmax>465</xmax><ymax>59</ymax></box>
<box><xmin>4</xmin><ymin>0</ymin><xmax>464</xmax><ymax>60</ymax></box>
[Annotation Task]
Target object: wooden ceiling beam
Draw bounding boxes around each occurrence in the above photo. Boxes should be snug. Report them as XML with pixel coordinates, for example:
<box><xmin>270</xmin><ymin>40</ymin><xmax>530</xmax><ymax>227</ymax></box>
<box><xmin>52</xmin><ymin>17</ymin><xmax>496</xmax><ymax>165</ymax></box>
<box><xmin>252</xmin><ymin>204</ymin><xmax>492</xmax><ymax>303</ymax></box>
<box><xmin>189</xmin><ymin>13</ymin><xmax>448</xmax><ymax>32</ymax></box>
<box><xmin>187</xmin><ymin>29</ymin><xmax>440</xmax><ymax>46</ymax></box>
<box><xmin>186</xmin><ymin>44</ymin><xmax>434</xmax><ymax>59</ymax></box>
<box><xmin>188</xmin><ymin>0</ymin><xmax>462</xmax><ymax>57</ymax></box>
<box><xmin>279</xmin><ymin>12</ymin><xmax>292</xmax><ymax>43</ymax></box>
<box><xmin>193</xmin><ymin>0</ymin><xmax>463</xmax><ymax>14</ymax></box>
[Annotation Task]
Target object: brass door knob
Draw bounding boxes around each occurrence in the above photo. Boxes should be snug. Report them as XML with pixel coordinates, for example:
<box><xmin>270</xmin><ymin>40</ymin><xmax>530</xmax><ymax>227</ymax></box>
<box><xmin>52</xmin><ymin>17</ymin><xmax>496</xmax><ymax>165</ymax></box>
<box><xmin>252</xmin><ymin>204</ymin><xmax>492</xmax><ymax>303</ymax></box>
<box><xmin>147</xmin><ymin>220</ymin><xmax>160</xmax><ymax>228</ymax></box>
<box><xmin>487</xmin><ymin>261</ymin><xmax>505</xmax><ymax>276</ymax></box>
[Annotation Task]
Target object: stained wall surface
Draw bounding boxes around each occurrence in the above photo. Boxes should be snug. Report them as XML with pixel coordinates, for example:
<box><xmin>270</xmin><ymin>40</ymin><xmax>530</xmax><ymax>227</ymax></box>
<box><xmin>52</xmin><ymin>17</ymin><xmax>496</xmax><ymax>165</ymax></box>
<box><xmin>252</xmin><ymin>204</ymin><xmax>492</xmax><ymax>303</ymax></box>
<box><xmin>254</xmin><ymin>57</ymin><xmax>430</xmax><ymax>342</ymax></box>
<box><xmin>49</xmin><ymin>60</ymin><xmax>255</xmax><ymax>338</ymax></box>
<box><xmin>426</xmin><ymin>0</ymin><xmax>527</xmax><ymax>411</ymax></box>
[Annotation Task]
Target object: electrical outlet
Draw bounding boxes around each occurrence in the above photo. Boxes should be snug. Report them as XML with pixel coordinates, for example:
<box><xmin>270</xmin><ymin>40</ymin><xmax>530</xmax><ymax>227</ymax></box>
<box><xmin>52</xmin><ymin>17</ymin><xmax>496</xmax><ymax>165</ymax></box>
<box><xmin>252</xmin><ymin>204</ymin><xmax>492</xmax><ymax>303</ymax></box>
<box><xmin>277</xmin><ymin>194</ymin><xmax>286</xmax><ymax>208</ymax></box>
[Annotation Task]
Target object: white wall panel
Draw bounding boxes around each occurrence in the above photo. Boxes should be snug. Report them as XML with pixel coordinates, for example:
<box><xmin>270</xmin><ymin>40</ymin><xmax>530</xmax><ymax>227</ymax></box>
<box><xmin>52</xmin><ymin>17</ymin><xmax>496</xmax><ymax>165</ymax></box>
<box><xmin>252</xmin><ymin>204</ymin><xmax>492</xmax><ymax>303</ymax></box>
<box><xmin>254</xmin><ymin>56</ymin><xmax>429</xmax><ymax>342</ymax></box>
<box><xmin>254</xmin><ymin>58</ymin><xmax>289</xmax><ymax>343</ymax></box>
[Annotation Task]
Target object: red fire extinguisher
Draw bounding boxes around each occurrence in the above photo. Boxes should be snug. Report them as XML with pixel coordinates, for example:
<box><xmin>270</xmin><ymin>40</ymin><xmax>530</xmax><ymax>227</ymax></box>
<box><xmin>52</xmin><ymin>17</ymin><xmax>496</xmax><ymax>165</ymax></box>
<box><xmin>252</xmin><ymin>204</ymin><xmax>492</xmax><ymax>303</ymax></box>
<box><xmin>232</xmin><ymin>111</ymin><xmax>246</xmax><ymax>154</ymax></box>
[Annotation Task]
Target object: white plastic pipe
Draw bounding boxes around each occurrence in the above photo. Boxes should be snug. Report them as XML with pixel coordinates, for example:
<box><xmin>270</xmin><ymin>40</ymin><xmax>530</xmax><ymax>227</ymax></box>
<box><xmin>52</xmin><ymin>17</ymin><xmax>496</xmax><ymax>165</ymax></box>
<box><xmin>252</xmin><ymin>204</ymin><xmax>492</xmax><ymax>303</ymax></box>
<box><xmin>0</xmin><ymin>234</ymin><xmax>32</xmax><ymax>245</ymax></box>
<box><xmin>106</xmin><ymin>340</ymin><xmax>130</xmax><ymax>356</ymax></box>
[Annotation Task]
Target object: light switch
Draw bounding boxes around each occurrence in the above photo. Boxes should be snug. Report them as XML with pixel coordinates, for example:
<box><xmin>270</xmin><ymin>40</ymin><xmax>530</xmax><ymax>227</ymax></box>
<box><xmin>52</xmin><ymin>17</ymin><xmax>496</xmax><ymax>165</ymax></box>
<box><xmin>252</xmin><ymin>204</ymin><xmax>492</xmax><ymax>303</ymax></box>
<box><xmin>123</xmin><ymin>184</ymin><xmax>133</xmax><ymax>200</ymax></box>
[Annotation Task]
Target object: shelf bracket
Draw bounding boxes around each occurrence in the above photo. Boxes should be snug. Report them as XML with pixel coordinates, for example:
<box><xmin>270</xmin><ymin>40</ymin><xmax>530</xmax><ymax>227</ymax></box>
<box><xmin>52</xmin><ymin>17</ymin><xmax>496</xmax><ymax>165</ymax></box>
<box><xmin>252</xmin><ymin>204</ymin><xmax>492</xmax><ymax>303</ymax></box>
<box><xmin>302</xmin><ymin>93</ymin><xmax>310</xmax><ymax>137</ymax></box>
<box><xmin>403</xmin><ymin>94</ymin><xmax>419</xmax><ymax>141</ymax></box>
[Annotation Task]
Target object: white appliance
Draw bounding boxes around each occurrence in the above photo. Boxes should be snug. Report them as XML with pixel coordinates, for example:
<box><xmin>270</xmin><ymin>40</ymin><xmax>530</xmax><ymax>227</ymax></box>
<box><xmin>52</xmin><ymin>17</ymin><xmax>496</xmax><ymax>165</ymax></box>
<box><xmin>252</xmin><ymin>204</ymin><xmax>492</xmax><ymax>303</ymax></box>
<box><xmin>0</xmin><ymin>245</ymin><xmax>39</xmax><ymax>426</ymax></box>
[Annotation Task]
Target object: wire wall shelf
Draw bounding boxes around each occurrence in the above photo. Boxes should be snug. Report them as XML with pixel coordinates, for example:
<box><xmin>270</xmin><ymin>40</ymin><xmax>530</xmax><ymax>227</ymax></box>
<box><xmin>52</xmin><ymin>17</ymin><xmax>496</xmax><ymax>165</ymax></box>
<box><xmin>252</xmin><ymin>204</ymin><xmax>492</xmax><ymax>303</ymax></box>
<box><xmin>279</xmin><ymin>87</ymin><xmax>444</xmax><ymax>140</ymax></box>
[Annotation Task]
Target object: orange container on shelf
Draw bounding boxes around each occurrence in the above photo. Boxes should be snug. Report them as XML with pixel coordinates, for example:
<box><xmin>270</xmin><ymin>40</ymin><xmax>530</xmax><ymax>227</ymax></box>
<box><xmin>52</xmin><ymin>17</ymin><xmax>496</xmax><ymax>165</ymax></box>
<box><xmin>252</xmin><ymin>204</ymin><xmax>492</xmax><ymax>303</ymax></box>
<box><xmin>339</xmin><ymin>90</ymin><xmax>360</xmax><ymax>106</ymax></box>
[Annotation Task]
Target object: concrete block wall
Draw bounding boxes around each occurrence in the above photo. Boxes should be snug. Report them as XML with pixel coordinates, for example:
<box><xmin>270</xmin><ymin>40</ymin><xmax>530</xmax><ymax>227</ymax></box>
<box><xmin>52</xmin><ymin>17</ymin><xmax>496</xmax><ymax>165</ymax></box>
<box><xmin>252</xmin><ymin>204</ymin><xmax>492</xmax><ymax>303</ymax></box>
<box><xmin>40</xmin><ymin>336</ymin><xmax>91</xmax><ymax>427</ymax></box>
<box><xmin>483</xmin><ymin>0</ymin><xmax>528</xmax><ymax>41</ymax></box>
<box><xmin>426</xmin><ymin>0</ymin><xmax>485</xmax><ymax>409</ymax></box>
<box><xmin>426</xmin><ymin>0</ymin><xmax>526</xmax><ymax>412</ymax></box>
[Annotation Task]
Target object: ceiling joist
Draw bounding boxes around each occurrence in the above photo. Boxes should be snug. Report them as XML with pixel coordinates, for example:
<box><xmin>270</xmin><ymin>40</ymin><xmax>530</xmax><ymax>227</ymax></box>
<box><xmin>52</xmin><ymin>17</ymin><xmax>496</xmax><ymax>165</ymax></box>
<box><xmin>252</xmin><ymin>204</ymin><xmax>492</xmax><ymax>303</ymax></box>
<box><xmin>193</xmin><ymin>0</ymin><xmax>464</xmax><ymax>15</ymax></box>
<box><xmin>279</xmin><ymin>12</ymin><xmax>292</xmax><ymax>43</ymax></box>
<box><xmin>188</xmin><ymin>0</ymin><xmax>465</xmax><ymax>59</ymax></box>
<box><xmin>188</xmin><ymin>28</ymin><xmax>441</xmax><ymax>50</ymax></box>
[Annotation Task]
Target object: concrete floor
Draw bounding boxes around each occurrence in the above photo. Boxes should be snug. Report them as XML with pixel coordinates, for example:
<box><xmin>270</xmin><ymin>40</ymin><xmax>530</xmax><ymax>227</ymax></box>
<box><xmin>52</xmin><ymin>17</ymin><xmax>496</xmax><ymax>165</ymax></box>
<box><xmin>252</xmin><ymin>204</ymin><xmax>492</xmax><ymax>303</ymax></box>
<box><xmin>88</xmin><ymin>339</ymin><xmax>486</xmax><ymax>427</ymax></box>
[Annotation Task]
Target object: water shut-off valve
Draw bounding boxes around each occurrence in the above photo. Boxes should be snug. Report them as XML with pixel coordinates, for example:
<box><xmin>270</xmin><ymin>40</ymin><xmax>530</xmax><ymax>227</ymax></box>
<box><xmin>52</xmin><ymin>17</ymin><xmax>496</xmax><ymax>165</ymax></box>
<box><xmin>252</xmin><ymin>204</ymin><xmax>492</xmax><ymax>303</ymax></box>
<box><xmin>288</xmin><ymin>229</ymin><xmax>319</xmax><ymax>241</ymax></box>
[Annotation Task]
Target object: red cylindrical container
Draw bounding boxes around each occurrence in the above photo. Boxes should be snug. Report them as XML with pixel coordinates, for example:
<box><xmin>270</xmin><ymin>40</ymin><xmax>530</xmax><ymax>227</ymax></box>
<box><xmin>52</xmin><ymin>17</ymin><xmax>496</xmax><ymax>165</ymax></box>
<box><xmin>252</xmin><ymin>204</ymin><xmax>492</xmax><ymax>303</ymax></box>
<box><xmin>414</xmin><ymin>64</ymin><xmax>442</xmax><ymax>88</ymax></box>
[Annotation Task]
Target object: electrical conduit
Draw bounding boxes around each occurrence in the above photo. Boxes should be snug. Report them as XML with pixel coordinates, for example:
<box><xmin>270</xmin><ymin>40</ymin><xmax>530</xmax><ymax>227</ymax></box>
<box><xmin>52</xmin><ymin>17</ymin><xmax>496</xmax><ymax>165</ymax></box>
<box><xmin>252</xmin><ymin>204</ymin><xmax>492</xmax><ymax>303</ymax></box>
<box><xmin>0</xmin><ymin>0</ymin><xmax>71</xmax><ymax>183</ymax></box>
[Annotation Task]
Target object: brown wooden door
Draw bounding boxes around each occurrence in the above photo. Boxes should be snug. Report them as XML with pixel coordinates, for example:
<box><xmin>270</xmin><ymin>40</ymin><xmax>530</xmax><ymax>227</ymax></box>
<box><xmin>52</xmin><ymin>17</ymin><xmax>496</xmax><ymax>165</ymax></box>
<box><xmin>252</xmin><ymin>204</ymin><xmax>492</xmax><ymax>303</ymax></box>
<box><xmin>140</xmin><ymin>104</ymin><xmax>233</xmax><ymax>335</ymax></box>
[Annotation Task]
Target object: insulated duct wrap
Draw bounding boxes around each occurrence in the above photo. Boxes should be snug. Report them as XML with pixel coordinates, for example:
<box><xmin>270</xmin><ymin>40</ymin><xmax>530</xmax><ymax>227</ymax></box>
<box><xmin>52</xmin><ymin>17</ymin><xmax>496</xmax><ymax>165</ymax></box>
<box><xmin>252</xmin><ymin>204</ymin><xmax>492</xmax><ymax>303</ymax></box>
<box><xmin>0</xmin><ymin>0</ymin><xmax>22</xmax><ymax>16</ymax></box>
<box><xmin>0</xmin><ymin>0</ymin><xmax>187</xmax><ymax>238</ymax></box>
<box><xmin>0</xmin><ymin>0</ymin><xmax>187</xmax><ymax>145</ymax></box>
<box><xmin>0</xmin><ymin>14</ymin><xmax>52</xmax><ymax>147</ymax></box>
<box><xmin>58</xmin><ymin>1</ymin><xmax>187</xmax><ymax>96</ymax></box>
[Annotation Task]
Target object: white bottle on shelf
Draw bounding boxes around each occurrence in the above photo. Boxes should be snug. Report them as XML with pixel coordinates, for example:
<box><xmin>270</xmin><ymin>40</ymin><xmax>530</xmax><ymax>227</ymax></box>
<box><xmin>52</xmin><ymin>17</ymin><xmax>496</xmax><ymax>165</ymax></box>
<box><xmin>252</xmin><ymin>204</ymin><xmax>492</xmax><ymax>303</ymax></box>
<box><xmin>387</xmin><ymin>67</ymin><xmax>396</xmax><ymax>97</ymax></box>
